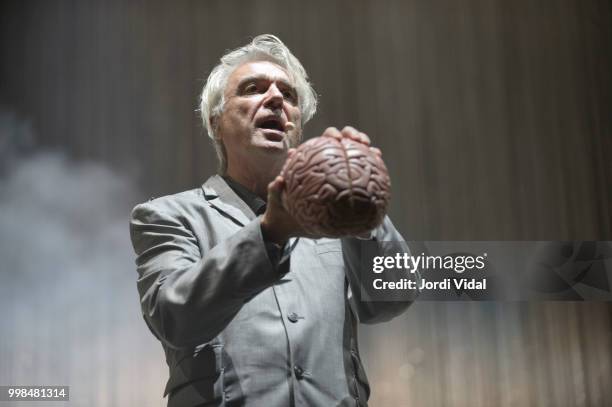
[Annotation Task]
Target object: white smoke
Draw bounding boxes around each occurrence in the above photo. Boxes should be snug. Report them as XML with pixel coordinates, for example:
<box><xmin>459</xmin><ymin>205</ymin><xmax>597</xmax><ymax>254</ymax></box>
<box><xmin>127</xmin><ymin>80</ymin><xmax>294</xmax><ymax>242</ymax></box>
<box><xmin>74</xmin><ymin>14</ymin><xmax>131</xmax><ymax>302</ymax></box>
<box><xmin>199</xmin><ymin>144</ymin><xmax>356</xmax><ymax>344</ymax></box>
<box><xmin>0</xmin><ymin>112</ymin><xmax>166</xmax><ymax>406</ymax></box>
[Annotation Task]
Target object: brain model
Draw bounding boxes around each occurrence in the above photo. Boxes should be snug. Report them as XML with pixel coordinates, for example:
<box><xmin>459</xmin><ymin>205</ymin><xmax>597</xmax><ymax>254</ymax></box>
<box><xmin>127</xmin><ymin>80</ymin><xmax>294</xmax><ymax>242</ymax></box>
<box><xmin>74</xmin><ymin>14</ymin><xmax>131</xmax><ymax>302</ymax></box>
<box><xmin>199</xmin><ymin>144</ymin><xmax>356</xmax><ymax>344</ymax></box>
<box><xmin>281</xmin><ymin>135</ymin><xmax>391</xmax><ymax>237</ymax></box>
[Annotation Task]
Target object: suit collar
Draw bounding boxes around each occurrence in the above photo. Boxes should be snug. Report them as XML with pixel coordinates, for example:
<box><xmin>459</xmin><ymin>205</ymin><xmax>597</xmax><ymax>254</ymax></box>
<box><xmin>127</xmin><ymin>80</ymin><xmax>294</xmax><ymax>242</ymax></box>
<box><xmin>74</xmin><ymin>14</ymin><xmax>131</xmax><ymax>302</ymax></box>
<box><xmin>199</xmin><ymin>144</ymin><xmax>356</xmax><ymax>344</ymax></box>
<box><xmin>222</xmin><ymin>176</ymin><xmax>267</xmax><ymax>216</ymax></box>
<box><xmin>201</xmin><ymin>175</ymin><xmax>255</xmax><ymax>226</ymax></box>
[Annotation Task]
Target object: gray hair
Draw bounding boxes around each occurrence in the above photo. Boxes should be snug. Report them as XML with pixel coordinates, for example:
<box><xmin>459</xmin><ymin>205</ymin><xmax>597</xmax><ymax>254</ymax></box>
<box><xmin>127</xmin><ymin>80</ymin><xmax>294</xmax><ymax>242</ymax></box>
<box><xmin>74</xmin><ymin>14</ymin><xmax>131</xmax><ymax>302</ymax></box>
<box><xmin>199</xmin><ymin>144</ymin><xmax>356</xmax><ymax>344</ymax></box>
<box><xmin>199</xmin><ymin>34</ymin><xmax>318</xmax><ymax>173</ymax></box>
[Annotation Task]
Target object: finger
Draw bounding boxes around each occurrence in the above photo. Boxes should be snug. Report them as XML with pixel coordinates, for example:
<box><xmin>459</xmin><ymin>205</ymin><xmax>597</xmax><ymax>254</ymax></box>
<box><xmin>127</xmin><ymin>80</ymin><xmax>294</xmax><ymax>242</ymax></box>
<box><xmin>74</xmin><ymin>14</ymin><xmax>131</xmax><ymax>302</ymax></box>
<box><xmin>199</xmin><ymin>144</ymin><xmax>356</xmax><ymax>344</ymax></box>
<box><xmin>266</xmin><ymin>181</ymin><xmax>275</xmax><ymax>199</ymax></box>
<box><xmin>356</xmin><ymin>131</ymin><xmax>371</xmax><ymax>145</ymax></box>
<box><xmin>341</xmin><ymin>126</ymin><xmax>371</xmax><ymax>145</ymax></box>
<box><xmin>370</xmin><ymin>146</ymin><xmax>382</xmax><ymax>157</ymax></box>
<box><xmin>267</xmin><ymin>176</ymin><xmax>283</xmax><ymax>201</ymax></box>
<box><xmin>341</xmin><ymin>126</ymin><xmax>359</xmax><ymax>138</ymax></box>
<box><xmin>321</xmin><ymin>126</ymin><xmax>341</xmax><ymax>140</ymax></box>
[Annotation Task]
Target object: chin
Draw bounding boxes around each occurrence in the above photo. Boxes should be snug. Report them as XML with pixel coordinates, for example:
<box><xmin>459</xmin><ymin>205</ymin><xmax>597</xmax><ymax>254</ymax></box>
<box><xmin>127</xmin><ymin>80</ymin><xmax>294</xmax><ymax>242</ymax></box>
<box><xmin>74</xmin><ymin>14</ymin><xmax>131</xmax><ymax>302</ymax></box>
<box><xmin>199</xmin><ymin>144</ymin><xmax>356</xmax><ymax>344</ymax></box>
<box><xmin>255</xmin><ymin>139</ymin><xmax>288</xmax><ymax>152</ymax></box>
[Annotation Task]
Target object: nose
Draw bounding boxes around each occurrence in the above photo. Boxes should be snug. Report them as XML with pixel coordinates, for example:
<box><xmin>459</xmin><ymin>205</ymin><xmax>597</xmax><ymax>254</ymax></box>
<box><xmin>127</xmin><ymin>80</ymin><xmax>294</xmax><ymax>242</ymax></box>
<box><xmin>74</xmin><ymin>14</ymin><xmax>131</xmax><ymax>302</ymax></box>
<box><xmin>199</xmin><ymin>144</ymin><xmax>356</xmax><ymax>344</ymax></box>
<box><xmin>263</xmin><ymin>84</ymin><xmax>284</xmax><ymax>110</ymax></box>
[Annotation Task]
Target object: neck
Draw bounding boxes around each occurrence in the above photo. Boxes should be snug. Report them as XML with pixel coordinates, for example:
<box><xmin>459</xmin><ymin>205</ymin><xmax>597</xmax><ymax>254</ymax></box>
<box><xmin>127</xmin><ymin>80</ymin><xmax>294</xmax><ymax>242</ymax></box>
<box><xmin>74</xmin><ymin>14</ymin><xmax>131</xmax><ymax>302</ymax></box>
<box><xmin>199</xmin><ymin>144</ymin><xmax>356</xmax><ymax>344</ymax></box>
<box><xmin>225</xmin><ymin>158</ymin><xmax>283</xmax><ymax>199</ymax></box>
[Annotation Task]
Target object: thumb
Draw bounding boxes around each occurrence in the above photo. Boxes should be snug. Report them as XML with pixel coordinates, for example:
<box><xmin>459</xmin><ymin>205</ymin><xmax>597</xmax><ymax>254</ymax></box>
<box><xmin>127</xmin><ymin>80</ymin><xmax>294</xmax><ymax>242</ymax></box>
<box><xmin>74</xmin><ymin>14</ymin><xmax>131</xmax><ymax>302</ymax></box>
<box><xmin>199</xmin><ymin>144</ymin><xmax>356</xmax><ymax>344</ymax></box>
<box><xmin>267</xmin><ymin>176</ymin><xmax>285</xmax><ymax>205</ymax></box>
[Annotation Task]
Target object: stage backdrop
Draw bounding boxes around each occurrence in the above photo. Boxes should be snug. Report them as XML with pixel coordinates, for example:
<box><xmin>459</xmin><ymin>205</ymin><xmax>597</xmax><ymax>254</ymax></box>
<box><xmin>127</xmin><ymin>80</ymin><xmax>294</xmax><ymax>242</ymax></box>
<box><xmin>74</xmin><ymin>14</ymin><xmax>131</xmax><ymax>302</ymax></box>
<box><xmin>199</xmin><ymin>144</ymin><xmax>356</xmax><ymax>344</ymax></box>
<box><xmin>1</xmin><ymin>0</ymin><xmax>611</xmax><ymax>406</ymax></box>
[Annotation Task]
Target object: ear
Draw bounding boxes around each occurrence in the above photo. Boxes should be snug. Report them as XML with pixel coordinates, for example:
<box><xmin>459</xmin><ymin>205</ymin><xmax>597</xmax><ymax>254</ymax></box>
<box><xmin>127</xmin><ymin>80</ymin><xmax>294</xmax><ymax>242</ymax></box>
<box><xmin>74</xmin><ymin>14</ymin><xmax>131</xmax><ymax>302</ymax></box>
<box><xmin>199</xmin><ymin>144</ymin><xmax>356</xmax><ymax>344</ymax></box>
<box><xmin>209</xmin><ymin>116</ymin><xmax>221</xmax><ymax>140</ymax></box>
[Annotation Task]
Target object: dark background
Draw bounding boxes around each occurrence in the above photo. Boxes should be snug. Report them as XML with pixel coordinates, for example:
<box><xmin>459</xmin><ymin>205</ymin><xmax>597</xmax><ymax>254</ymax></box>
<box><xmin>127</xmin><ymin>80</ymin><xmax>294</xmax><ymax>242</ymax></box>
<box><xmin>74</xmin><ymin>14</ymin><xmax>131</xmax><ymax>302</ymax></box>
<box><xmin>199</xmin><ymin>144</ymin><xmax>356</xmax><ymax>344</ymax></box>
<box><xmin>1</xmin><ymin>1</ymin><xmax>611</xmax><ymax>406</ymax></box>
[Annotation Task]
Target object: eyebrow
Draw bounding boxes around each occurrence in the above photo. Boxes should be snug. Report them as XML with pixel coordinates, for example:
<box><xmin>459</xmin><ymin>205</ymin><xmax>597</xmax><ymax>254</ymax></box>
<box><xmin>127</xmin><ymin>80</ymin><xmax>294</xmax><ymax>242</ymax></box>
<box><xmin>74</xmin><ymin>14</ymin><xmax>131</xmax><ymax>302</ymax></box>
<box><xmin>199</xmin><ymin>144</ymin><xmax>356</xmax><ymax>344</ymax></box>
<box><xmin>236</xmin><ymin>74</ymin><xmax>297</xmax><ymax>93</ymax></box>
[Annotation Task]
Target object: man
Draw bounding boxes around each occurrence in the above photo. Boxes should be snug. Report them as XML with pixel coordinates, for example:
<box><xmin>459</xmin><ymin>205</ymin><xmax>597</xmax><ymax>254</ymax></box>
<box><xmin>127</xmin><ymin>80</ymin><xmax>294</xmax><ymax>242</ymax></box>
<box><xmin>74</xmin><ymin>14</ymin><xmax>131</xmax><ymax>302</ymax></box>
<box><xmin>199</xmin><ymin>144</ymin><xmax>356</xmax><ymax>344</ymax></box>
<box><xmin>130</xmin><ymin>34</ymin><xmax>418</xmax><ymax>407</ymax></box>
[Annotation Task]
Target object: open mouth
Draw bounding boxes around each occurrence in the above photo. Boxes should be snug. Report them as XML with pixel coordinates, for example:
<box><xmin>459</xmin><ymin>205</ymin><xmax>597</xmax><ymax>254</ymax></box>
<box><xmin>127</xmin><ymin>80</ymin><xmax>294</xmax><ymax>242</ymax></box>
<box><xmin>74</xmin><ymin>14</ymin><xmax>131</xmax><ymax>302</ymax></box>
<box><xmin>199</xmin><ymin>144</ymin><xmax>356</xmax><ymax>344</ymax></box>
<box><xmin>256</xmin><ymin>117</ymin><xmax>286</xmax><ymax>141</ymax></box>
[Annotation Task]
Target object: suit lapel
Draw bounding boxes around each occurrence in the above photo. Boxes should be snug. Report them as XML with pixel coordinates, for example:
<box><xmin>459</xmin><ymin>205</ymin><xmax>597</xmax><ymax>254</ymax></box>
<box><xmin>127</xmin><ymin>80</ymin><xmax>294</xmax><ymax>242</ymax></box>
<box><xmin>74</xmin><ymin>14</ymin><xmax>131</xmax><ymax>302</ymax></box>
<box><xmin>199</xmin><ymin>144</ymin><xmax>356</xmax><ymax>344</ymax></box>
<box><xmin>201</xmin><ymin>175</ymin><xmax>255</xmax><ymax>227</ymax></box>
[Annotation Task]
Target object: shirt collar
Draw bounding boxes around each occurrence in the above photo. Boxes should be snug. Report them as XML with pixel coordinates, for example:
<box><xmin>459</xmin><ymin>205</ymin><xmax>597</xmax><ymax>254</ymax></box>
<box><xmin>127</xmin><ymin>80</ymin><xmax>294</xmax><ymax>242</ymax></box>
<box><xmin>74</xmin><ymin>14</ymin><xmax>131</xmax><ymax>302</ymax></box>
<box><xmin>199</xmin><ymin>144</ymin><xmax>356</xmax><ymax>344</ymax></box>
<box><xmin>221</xmin><ymin>176</ymin><xmax>267</xmax><ymax>216</ymax></box>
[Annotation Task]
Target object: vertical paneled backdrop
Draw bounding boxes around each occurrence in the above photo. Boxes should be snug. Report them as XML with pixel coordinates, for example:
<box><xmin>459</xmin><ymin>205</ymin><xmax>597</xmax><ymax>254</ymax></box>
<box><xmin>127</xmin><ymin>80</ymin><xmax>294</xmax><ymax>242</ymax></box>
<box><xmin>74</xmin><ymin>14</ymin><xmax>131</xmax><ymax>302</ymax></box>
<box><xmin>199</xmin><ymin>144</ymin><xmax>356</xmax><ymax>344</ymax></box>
<box><xmin>1</xmin><ymin>1</ymin><xmax>610</xmax><ymax>406</ymax></box>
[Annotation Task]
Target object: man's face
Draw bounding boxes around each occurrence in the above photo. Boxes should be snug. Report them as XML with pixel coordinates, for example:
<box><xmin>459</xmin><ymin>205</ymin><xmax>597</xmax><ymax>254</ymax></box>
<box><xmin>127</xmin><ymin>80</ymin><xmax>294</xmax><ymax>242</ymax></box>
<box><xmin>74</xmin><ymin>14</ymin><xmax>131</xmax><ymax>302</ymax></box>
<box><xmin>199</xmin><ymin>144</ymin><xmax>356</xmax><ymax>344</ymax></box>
<box><xmin>216</xmin><ymin>60</ymin><xmax>303</xmax><ymax>173</ymax></box>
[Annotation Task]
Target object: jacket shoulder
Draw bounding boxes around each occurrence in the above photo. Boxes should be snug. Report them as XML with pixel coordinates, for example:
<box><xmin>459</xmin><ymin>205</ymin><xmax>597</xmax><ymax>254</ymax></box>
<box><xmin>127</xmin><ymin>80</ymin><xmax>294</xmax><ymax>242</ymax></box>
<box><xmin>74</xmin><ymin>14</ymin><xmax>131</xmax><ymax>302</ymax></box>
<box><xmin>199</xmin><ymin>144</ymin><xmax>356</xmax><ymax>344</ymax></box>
<box><xmin>130</xmin><ymin>187</ymin><xmax>206</xmax><ymax>222</ymax></box>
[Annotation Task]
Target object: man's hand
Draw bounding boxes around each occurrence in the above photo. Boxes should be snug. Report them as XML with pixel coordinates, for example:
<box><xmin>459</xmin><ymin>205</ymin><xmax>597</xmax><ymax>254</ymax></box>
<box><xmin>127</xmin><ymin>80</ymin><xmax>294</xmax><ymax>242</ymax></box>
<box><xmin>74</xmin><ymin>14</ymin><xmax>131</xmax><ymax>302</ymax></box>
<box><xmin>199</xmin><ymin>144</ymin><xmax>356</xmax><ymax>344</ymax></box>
<box><xmin>260</xmin><ymin>149</ymin><xmax>318</xmax><ymax>245</ymax></box>
<box><xmin>322</xmin><ymin>126</ymin><xmax>383</xmax><ymax>158</ymax></box>
<box><xmin>260</xmin><ymin>179</ymin><xmax>297</xmax><ymax>245</ymax></box>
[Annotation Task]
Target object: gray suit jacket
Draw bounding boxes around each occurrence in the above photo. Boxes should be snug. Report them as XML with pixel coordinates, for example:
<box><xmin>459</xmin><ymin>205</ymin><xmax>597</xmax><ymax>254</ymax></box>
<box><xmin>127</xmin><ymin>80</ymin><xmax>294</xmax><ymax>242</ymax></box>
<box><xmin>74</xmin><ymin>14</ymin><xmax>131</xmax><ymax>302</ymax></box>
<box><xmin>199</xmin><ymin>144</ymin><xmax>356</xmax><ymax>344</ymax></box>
<box><xmin>130</xmin><ymin>175</ymin><xmax>417</xmax><ymax>407</ymax></box>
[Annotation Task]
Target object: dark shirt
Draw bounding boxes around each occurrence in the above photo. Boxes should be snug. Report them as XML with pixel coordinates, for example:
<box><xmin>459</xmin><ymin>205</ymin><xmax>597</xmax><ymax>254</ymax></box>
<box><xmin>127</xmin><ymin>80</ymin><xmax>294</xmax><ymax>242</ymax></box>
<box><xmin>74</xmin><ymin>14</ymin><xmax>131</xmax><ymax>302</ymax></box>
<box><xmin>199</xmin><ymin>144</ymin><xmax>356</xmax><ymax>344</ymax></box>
<box><xmin>222</xmin><ymin>176</ymin><xmax>267</xmax><ymax>216</ymax></box>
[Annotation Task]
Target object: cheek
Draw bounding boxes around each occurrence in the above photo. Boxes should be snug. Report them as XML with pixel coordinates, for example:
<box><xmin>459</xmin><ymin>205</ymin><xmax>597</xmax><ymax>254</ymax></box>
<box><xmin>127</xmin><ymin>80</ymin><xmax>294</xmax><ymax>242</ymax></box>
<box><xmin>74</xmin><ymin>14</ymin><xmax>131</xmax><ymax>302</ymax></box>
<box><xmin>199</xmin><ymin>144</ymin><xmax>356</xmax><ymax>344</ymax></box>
<box><xmin>230</xmin><ymin>104</ymin><xmax>251</xmax><ymax>121</ymax></box>
<box><xmin>288</xmin><ymin>107</ymin><xmax>302</xmax><ymax>127</ymax></box>
<box><xmin>220</xmin><ymin>104</ymin><xmax>251</xmax><ymax>130</ymax></box>
<box><xmin>292</xmin><ymin>105</ymin><xmax>302</xmax><ymax>120</ymax></box>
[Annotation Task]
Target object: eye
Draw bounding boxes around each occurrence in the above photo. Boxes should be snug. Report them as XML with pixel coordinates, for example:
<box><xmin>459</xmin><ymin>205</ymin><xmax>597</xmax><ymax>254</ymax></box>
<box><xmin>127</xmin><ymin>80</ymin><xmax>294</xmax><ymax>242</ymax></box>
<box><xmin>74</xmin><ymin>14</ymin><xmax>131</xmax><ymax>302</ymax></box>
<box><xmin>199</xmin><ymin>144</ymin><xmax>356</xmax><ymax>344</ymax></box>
<box><xmin>244</xmin><ymin>83</ymin><xmax>259</xmax><ymax>94</ymax></box>
<box><xmin>282</xmin><ymin>89</ymin><xmax>298</xmax><ymax>103</ymax></box>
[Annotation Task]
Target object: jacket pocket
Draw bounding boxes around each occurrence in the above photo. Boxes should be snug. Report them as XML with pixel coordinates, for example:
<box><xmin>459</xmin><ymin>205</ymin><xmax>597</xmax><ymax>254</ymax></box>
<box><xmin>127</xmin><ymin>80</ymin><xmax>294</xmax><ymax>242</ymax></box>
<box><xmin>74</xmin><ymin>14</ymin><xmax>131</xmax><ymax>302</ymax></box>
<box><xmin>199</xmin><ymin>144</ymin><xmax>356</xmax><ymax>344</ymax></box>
<box><xmin>315</xmin><ymin>240</ymin><xmax>344</xmax><ymax>268</ymax></box>
<box><xmin>314</xmin><ymin>239</ymin><xmax>342</xmax><ymax>254</ymax></box>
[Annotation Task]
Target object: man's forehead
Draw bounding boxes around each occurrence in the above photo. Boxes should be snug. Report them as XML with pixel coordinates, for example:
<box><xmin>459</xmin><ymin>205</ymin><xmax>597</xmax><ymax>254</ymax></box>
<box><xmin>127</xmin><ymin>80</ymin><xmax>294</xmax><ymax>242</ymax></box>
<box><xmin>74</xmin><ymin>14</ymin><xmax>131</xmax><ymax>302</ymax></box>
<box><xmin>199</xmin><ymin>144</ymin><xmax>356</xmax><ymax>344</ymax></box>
<box><xmin>228</xmin><ymin>61</ymin><xmax>293</xmax><ymax>86</ymax></box>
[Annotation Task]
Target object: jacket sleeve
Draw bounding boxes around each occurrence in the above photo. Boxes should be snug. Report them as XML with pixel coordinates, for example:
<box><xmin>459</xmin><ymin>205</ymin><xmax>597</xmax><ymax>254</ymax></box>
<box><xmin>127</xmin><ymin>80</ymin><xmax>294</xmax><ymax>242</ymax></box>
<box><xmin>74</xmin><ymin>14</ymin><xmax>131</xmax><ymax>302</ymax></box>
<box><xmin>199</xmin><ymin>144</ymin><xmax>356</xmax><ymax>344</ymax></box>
<box><xmin>341</xmin><ymin>216</ymin><xmax>420</xmax><ymax>324</ymax></box>
<box><xmin>129</xmin><ymin>200</ymin><xmax>286</xmax><ymax>350</ymax></box>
